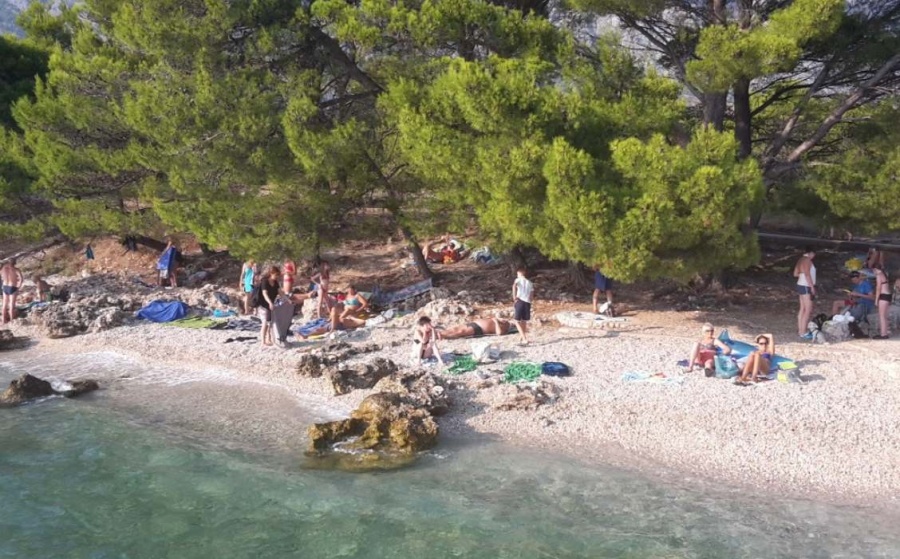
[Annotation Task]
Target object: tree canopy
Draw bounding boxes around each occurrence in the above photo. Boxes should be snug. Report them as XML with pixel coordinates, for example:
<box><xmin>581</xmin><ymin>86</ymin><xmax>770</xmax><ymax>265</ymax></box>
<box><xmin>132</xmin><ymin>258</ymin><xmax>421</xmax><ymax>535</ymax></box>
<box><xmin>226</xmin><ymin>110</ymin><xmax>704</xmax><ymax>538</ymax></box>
<box><xmin>0</xmin><ymin>0</ymin><xmax>897</xmax><ymax>282</ymax></box>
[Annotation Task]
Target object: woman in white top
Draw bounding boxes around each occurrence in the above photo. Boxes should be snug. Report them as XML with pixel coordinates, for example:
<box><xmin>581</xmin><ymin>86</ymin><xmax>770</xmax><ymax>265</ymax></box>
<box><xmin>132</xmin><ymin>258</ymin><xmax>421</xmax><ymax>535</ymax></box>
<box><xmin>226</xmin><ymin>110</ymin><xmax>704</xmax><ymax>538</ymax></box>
<box><xmin>793</xmin><ymin>247</ymin><xmax>817</xmax><ymax>339</ymax></box>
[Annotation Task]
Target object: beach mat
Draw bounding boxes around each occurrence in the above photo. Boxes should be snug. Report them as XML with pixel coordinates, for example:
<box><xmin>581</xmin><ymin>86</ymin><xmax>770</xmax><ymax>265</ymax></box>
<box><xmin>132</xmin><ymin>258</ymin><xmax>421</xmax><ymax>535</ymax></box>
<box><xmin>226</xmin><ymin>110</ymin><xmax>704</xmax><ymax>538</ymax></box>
<box><xmin>718</xmin><ymin>330</ymin><xmax>798</xmax><ymax>371</ymax></box>
<box><xmin>162</xmin><ymin>316</ymin><xmax>220</xmax><ymax>329</ymax></box>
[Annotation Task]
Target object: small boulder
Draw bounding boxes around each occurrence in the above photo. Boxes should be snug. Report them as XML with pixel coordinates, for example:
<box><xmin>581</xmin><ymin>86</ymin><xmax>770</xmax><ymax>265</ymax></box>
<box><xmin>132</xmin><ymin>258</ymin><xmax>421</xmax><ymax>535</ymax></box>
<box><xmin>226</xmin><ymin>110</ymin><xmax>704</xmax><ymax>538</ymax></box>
<box><xmin>327</xmin><ymin>357</ymin><xmax>398</xmax><ymax>395</ymax></box>
<box><xmin>0</xmin><ymin>374</ymin><xmax>54</xmax><ymax>406</ymax></box>
<box><xmin>0</xmin><ymin>374</ymin><xmax>100</xmax><ymax>407</ymax></box>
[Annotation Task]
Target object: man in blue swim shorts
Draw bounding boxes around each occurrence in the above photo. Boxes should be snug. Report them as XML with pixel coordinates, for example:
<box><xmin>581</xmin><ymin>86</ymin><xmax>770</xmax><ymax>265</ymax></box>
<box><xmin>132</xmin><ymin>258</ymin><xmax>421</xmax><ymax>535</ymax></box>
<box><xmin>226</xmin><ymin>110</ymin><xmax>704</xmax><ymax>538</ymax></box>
<box><xmin>1</xmin><ymin>258</ymin><xmax>24</xmax><ymax>324</ymax></box>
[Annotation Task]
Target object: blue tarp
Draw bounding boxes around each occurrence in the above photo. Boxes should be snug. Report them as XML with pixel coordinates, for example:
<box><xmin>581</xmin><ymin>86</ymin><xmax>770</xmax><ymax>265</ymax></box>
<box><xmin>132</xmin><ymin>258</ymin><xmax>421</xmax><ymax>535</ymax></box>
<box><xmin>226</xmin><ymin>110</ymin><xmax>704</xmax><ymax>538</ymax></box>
<box><xmin>136</xmin><ymin>300</ymin><xmax>189</xmax><ymax>323</ymax></box>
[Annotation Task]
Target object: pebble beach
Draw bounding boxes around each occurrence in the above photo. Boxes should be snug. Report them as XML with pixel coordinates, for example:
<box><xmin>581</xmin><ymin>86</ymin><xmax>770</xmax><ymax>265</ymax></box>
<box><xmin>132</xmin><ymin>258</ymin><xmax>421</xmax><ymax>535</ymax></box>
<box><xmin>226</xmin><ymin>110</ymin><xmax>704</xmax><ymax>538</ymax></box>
<box><xmin>11</xmin><ymin>299</ymin><xmax>900</xmax><ymax>509</ymax></box>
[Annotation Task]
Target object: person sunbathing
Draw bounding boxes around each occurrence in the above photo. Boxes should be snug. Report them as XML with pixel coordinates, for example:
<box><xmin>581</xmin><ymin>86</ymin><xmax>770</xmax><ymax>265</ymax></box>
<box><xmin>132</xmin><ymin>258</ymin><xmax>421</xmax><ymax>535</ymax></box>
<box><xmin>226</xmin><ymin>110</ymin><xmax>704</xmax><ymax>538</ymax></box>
<box><xmin>339</xmin><ymin>285</ymin><xmax>369</xmax><ymax>319</ymax></box>
<box><xmin>437</xmin><ymin>317</ymin><xmax>517</xmax><ymax>339</ymax></box>
<box><xmin>688</xmin><ymin>323</ymin><xmax>731</xmax><ymax>376</ymax></box>
<box><xmin>298</xmin><ymin>303</ymin><xmax>365</xmax><ymax>339</ymax></box>
<box><xmin>736</xmin><ymin>334</ymin><xmax>774</xmax><ymax>384</ymax></box>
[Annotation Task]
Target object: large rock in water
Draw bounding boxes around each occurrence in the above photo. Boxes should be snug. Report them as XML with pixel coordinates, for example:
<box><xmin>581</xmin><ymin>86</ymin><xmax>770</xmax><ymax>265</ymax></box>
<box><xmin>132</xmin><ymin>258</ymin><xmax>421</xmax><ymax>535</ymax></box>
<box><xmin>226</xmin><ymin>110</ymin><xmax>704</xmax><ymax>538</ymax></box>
<box><xmin>306</xmin><ymin>385</ymin><xmax>440</xmax><ymax>472</ymax></box>
<box><xmin>0</xmin><ymin>374</ymin><xmax>99</xmax><ymax>407</ymax></box>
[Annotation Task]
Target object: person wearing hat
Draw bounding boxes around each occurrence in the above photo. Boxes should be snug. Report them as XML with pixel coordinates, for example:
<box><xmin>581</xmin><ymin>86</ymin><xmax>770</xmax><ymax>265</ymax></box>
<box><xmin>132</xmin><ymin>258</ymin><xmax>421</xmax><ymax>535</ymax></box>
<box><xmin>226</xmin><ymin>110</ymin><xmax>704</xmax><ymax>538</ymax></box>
<box><xmin>832</xmin><ymin>271</ymin><xmax>875</xmax><ymax>322</ymax></box>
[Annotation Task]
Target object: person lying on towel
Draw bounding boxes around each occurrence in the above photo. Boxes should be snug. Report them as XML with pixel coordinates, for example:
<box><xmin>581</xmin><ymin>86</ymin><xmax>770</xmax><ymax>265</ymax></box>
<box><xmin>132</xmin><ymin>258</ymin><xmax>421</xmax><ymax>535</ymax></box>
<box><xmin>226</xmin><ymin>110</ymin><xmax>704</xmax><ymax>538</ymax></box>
<box><xmin>430</xmin><ymin>317</ymin><xmax>517</xmax><ymax>340</ymax></box>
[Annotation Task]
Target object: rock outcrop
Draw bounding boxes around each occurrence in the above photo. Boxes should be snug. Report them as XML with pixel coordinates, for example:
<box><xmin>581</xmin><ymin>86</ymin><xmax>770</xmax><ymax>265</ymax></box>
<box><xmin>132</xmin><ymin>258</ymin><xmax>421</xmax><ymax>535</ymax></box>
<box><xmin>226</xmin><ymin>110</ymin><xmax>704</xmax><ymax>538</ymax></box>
<box><xmin>328</xmin><ymin>358</ymin><xmax>399</xmax><ymax>395</ymax></box>
<box><xmin>0</xmin><ymin>330</ymin><xmax>27</xmax><ymax>351</ymax></box>
<box><xmin>306</xmin><ymin>369</ymin><xmax>447</xmax><ymax>471</ymax></box>
<box><xmin>0</xmin><ymin>374</ymin><xmax>99</xmax><ymax>407</ymax></box>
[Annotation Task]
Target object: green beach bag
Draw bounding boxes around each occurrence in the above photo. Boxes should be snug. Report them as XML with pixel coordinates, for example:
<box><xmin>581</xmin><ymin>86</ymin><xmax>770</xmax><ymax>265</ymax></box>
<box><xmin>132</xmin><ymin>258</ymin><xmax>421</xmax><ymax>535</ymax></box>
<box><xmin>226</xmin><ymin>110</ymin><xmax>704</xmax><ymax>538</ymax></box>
<box><xmin>714</xmin><ymin>355</ymin><xmax>740</xmax><ymax>379</ymax></box>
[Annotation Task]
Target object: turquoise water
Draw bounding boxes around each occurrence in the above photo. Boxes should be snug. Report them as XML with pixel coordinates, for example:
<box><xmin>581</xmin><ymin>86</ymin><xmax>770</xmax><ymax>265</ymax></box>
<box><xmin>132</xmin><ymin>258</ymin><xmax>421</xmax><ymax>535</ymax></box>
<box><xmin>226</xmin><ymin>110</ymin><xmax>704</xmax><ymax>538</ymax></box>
<box><xmin>1</xmin><ymin>354</ymin><xmax>899</xmax><ymax>559</ymax></box>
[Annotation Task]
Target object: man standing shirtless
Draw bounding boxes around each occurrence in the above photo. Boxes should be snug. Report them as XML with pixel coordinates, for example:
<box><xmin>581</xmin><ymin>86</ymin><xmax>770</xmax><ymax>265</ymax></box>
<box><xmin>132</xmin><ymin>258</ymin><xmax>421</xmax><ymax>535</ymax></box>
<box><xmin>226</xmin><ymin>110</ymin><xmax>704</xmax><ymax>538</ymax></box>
<box><xmin>1</xmin><ymin>259</ymin><xmax>24</xmax><ymax>324</ymax></box>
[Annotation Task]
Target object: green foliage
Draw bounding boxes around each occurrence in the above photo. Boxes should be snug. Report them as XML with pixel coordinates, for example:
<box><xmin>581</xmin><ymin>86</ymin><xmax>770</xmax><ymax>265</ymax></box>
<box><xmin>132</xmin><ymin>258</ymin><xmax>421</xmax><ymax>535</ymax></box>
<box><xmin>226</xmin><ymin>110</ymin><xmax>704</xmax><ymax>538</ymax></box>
<box><xmin>387</xmin><ymin>36</ymin><xmax>760</xmax><ymax>280</ymax></box>
<box><xmin>0</xmin><ymin>35</ymin><xmax>48</xmax><ymax>128</ymax></box>
<box><xmin>687</xmin><ymin>0</ymin><xmax>843</xmax><ymax>92</ymax></box>
<box><xmin>804</xmin><ymin>105</ymin><xmax>900</xmax><ymax>232</ymax></box>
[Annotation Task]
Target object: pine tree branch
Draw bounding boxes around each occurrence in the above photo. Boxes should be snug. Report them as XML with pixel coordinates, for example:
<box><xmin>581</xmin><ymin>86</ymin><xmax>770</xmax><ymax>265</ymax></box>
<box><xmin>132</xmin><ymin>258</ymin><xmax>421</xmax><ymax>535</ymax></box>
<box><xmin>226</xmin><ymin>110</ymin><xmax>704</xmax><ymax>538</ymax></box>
<box><xmin>783</xmin><ymin>53</ymin><xmax>900</xmax><ymax>166</ymax></box>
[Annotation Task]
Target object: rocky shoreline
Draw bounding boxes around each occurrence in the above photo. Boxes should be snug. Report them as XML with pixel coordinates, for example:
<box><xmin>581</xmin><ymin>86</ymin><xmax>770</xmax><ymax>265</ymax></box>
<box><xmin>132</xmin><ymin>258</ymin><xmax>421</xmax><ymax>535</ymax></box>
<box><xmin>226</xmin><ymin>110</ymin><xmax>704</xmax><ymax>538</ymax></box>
<box><xmin>3</xmin><ymin>273</ymin><xmax>900</xmax><ymax>508</ymax></box>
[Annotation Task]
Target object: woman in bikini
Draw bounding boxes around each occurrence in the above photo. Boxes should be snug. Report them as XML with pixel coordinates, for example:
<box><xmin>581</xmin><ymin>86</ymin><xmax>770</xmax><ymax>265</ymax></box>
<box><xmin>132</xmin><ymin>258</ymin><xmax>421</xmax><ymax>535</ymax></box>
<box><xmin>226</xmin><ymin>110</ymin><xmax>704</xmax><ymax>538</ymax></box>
<box><xmin>737</xmin><ymin>334</ymin><xmax>775</xmax><ymax>384</ymax></box>
<box><xmin>310</xmin><ymin>260</ymin><xmax>331</xmax><ymax>318</ymax></box>
<box><xmin>339</xmin><ymin>285</ymin><xmax>369</xmax><ymax>320</ymax></box>
<box><xmin>282</xmin><ymin>259</ymin><xmax>296</xmax><ymax>294</ymax></box>
<box><xmin>873</xmin><ymin>267</ymin><xmax>892</xmax><ymax>339</ymax></box>
<box><xmin>438</xmin><ymin>317</ymin><xmax>517</xmax><ymax>339</ymax></box>
<box><xmin>687</xmin><ymin>323</ymin><xmax>731</xmax><ymax>376</ymax></box>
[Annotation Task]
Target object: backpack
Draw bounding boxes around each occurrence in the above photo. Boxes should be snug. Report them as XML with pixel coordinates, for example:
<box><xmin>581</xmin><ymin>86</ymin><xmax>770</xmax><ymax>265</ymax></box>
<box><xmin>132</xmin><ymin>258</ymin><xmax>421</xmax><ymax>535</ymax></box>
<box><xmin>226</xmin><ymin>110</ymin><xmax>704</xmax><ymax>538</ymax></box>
<box><xmin>714</xmin><ymin>355</ymin><xmax>740</xmax><ymax>379</ymax></box>
<box><xmin>812</xmin><ymin>313</ymin><xmax>829</xmax><ymax>331</ymax></box>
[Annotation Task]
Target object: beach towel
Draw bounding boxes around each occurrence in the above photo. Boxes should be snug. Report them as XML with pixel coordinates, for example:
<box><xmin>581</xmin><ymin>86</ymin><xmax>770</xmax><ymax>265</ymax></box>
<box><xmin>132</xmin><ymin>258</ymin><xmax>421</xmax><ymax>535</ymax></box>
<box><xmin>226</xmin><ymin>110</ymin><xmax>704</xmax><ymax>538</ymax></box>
<box><xmin>503</xmin><ymin>362</ymin><xmax>543</xmax><ymax>383</ymax></box>
<box><xmin>136</xmin><ymin>300</ymin><xmax>188</xmax><ymax>323</ymax></box>
<box><xmin>621</xmin><ymin>371</ymin><xmax>685</xmax><ymax>385</ymax></box>
<box><xmin>156</xmin><ymin>247</ymin><xmax>177</xmax><ymax>271</ymax></box>
<box><xmin>220</xmin><ymin>318</ymin><xmax>261</xmax><ymax>331</ymax></box>
<box><xmin>162</xmin><ymin>316</ymin><xmax>219</xmax><ymax>329</ymax></box>
<box><xmin>212</xmin><ymin>309</ymin><xmax>237</xmax><ymax>318</ymax></box>
<box><xmin>296</xmin><ymin>318</ymin><xmax>330</xmax><ymax>337</ymax></box>
<box><xmin>446</xmin><ymin>355</ymin><xmax>479</xmax><ymax>375</ymax></box>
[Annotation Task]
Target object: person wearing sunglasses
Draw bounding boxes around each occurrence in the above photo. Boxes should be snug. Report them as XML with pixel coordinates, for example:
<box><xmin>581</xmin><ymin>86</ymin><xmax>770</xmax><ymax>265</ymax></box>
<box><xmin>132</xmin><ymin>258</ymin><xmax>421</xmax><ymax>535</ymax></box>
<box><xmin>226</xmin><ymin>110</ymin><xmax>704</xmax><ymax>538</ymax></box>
<box><xmin>737</xmin><ymin>334</ymin><xmax>775</xmax><ymax>384</ymax></box>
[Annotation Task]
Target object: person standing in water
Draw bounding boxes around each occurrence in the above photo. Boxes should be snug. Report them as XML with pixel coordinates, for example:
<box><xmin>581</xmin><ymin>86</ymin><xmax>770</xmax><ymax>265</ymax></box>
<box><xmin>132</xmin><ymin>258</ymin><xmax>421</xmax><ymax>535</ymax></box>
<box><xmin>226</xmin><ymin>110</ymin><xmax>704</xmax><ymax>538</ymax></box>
<box><xmin>793</xmin><ymin>247</ymin><xmax>816</xmax><ymax>339</ymax></box>
<box><xmin>512</xmin><ymin>267</ymin><xmax>534</xmax><ymax>345</ymax></box>
<box><xmin>1</xmin><ymin>259</ymin><xmax>24</xmax><ymax>324</ymax></box>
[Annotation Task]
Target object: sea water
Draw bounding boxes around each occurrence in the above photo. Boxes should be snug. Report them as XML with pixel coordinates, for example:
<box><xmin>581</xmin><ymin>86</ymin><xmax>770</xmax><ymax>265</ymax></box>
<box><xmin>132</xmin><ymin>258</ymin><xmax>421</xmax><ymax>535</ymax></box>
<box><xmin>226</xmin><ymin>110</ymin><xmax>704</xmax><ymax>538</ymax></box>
<box><xmin>1</xmin><ymin>353</ymin><xmax>898</xmax><ymax>559</ymax></box>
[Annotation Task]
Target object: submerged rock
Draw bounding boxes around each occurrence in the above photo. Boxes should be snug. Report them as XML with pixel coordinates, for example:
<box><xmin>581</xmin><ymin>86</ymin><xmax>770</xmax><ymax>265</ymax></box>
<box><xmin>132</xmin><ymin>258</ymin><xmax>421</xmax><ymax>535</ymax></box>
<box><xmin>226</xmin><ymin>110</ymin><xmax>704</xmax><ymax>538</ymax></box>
<box><xmin>0</xmin><ymin>374</ymin><xmax>99</xmax><ymax>407</ymax></box>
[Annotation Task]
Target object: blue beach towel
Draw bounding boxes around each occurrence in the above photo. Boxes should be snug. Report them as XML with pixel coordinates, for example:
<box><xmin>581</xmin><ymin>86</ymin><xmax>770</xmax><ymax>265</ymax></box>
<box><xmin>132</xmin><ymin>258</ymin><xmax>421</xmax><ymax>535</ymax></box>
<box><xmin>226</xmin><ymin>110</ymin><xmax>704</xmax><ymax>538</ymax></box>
<box><xmin>157</xmin><ymin>247</ymin><xmax>177</xmax><ymax>271</ymax></box>
<box><xmin>136</xmin><ymin>300</ymin><xmax>189</xmax><ymax>323</ymax></box>
<box><xmin>296</xmin><ymin>318</ymin><xmax>330</xmax><ymax>337</ymax></box>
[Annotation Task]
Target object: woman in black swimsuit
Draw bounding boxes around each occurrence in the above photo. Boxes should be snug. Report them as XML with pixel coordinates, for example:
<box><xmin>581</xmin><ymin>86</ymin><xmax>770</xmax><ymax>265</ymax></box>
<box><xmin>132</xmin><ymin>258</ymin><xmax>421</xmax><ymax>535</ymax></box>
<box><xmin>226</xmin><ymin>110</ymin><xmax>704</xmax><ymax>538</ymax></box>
<box><xmin>873</xmin><ymin>267</ymin><xmax>892</xmax><ymax>339</ymax></box>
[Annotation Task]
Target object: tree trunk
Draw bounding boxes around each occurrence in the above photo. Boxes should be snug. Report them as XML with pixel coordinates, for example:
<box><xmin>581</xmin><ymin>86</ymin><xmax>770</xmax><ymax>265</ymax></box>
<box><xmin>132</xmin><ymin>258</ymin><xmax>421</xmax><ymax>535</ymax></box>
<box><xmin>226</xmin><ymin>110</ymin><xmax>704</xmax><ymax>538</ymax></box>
<box><xmin>733</xmin><ymin>77</ymin><xmax>752</xmax><ymax>159</ymax></box>
<box><xmin>398</xmin><ymin>224</ymin><xmax>434</xmax><ymax>280</ymax></box>
<box><xmin>703</xmin><ymin>92</ymin><xmax>727</xmax><ymax>131</ymax></box>
<box><xmin>567</xmin><ymin>261</ymin><xmax>592</xmax><ymax>292</ymax></box>
<box><xmin>507</xmin><ymin>245</ymin><xmax>527</xmax><ymax>274</ymax></box>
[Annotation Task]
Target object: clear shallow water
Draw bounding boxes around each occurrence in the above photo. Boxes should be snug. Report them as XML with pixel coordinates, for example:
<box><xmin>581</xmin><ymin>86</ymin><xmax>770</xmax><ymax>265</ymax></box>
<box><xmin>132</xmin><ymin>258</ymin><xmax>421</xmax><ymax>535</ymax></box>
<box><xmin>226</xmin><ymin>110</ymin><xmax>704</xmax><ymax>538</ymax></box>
<box><xmin>1</xmin><ymin>353</ymin><xmax>899</xmax><ymax>559</ymax></box>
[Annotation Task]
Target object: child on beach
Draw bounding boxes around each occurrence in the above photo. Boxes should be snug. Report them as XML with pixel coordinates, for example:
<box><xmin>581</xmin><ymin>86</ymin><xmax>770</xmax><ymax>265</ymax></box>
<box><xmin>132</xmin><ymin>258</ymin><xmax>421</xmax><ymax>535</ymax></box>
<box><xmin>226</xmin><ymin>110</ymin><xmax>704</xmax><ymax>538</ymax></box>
<box><xmin>512</xmin><ymin>267</ymin><xmax>533</xmax><ymax>345</ymax></box>
<box><xmin>688</xmin><ymin>323</ymin><xmax>731</xmax><ymax>376</ymax></box>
